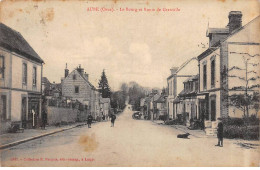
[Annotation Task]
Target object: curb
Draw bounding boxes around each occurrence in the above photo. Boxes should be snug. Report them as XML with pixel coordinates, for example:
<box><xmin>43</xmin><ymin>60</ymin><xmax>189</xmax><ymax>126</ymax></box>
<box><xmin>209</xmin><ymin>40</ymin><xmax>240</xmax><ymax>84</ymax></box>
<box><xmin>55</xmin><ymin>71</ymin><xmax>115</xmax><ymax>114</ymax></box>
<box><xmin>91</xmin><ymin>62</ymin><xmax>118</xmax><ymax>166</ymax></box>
<box><xmin>152</xmin><ymin>121</ymin><xmax>204</xmax><ymax>138</ymax></box>
<box><xmin>0</xmin><ymin>123</ymin><xmax>86</xmax><ymax>150</ymax></box>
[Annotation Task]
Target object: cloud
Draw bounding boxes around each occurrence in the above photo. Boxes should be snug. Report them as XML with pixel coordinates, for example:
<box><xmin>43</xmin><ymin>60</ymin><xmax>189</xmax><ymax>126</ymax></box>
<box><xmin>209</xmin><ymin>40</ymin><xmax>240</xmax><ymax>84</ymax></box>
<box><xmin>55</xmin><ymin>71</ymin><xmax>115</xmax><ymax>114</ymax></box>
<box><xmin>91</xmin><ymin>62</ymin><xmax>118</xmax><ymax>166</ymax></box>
<box><xmin>129</xmin><ymin>42</ymin><xmax>152</xmax><ymax>65</ymax></box>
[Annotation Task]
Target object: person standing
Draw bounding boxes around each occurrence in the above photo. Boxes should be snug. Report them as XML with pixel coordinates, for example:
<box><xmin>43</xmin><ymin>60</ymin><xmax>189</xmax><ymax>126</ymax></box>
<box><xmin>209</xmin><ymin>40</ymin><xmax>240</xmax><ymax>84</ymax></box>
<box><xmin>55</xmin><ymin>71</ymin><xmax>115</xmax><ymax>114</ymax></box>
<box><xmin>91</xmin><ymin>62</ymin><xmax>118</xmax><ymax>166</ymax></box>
<box><xmin>216</xmin><ymin>118</ymin><xmax>224</xmax><ymax>147</ymax></box>
<box><xmin>87</xmin><ymin>113</ymin><xmax>93</xmax><ymax>128</ymax></box>
<box><xmin>111</xmin><ymin>114</ymin><xmax>116</xmax><ymax>127</ymax></box>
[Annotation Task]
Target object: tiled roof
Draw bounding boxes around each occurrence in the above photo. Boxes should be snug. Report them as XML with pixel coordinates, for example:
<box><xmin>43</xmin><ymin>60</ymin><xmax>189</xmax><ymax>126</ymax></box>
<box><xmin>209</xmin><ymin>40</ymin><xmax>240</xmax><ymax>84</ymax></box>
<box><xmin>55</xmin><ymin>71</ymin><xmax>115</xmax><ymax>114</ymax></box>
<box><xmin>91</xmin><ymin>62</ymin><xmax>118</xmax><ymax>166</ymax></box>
<box><xmin>0</xmin><ymin>23</ymin><xmax>44</xmax><ymax>63</ymax></box>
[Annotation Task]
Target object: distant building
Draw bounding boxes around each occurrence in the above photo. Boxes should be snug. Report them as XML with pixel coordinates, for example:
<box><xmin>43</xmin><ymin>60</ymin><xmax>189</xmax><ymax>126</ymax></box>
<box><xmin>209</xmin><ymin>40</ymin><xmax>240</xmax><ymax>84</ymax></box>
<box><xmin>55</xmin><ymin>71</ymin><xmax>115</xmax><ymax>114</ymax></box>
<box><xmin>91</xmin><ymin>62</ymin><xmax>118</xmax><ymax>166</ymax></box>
<box><xmin>42</xmin><ymin>77</ymin><xmax>61</xmax><ymax>98</ymax></box>
<box><xmin>167</xmin><ymin>58</ymin><xmax>198</xmax><ymax>120</ymax></box>
<box><xmin>100</xmin><ymin>98</ymin><xmax>110</xmax><ymax>116</ymax></box>
<box><xmin>154</xmin><ymin>94</ymin><xmax>167</xmax><ymax>120</ymax></box>
<box><xmin>0</xmin><ymin>23</ymin><xmax>44</xmax><ymax>132</ymax></box>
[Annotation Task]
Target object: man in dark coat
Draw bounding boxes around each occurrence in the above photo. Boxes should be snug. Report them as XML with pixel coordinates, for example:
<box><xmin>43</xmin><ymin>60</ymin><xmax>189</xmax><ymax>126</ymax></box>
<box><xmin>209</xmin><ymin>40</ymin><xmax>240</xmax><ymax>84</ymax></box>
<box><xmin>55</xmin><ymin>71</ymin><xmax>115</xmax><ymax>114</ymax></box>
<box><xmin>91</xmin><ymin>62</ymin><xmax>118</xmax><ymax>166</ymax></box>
<box><xmin>87</xmin><ymin>114</ymin><xmax>93</xmax><ymax>128</ymax></box>
<box><xmin>111</xmin><ymin>114</ymin><xmax>116</xmax><ymax>127</ymax></box>
<box><xmin>216</xmin><ymin>118</ymin><xmax>224</xmax><ymax>147</ymax></box>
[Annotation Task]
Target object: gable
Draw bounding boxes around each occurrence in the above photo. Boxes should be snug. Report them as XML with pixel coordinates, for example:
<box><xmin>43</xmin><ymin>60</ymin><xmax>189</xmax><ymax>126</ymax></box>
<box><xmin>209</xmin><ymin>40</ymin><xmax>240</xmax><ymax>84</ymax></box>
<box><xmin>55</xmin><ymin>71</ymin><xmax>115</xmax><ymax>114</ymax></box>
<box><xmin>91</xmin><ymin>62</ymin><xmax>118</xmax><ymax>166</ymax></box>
<box><xmin>226</xmin><ymin>16</ymin><xmax>260</xmax><ymax>44</ymax></box>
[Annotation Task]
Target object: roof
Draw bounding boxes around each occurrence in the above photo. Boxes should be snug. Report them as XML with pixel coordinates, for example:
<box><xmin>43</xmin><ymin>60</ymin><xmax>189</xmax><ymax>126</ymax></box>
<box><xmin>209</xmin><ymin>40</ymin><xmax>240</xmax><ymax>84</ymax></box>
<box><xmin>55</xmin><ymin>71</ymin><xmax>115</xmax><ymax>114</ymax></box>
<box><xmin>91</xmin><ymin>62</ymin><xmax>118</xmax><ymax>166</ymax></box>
<box><xmin>198</xmin><ymin>15</ymin><xmax>260</xmax><ymax>61</ymax></box>
<box><xmin>206</xmin><ymin>28</ymin><xmax>229</xmax><ymax>36</ymax></box>
<box><xmin>183</xmin><ymin>74</ymin><xmax>199</xmax><ymax>83</ymax></box>
<box><xmin>66</xmin><ymin>69</ymin><xmax>96</xmax><ymax>90</ymax></box>
<box><xmin>155</xmin><ymin>95</ymin><xmax>167</xmax><ymax>103</ymax></box>
<box><xmin>42</xmin><ymin>77</ymin><xmax>50</xmax><ymax>85</ymax></box>
<box><xmin>0</xmin><ymin>23</ymin><xmax>44</xmax><ymax>63</ymax></box>
<box><xmin>167</xmin><ymin>57</ymin><xmax>197</xmax><ymax>80</ymax></box>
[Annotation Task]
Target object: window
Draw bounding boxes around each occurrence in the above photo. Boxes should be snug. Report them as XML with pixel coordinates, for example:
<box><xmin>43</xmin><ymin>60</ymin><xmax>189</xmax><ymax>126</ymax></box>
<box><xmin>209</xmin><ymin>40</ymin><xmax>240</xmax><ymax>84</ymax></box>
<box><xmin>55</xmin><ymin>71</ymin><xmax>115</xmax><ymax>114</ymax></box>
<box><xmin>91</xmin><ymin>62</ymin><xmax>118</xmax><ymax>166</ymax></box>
<box><xmin>203</xmin><ymin>64</ymin><xmax>207</xmax><ymax>90</ymax></box>
<box><xmin>0</xmin><ymin>56</ymin><xmax>4</xmax><ymax>79</ymax></box>
<box><xmin>0</xmin><ymin>95</ymin><xmax>7</xmax><ymax>120</ymax></box>
<box><xmin>74</xmin><ymin>86</ymin><xmax>79</xmax><ymax>94</ymax></box>
<box><xmin>22</xmin><ymin>63</ymin><xmax>27</xmax><ymax>85</ymax></box>
<box><xmin>33</xmin><ymin>67</ymin><xmax>37</xmax><ymax>86</ymax></box>
<box><xmin>195</xmin><ymin>81</ymin><xmax>198</xmax><ymax>91</ymax></box>
<box><xmin>73</xmin><ymin>74</ymin><xmax>76</xmax><ymax>80</ymax></box>
<box><xmin>211</xmin><ymin>59</ymin><xmax>215</xmax><ymax>88</ymax></box>
<box><xmin>210</xmin><ymin>97</ymin><xmax>216</xmax><ymax>121</ymax></box>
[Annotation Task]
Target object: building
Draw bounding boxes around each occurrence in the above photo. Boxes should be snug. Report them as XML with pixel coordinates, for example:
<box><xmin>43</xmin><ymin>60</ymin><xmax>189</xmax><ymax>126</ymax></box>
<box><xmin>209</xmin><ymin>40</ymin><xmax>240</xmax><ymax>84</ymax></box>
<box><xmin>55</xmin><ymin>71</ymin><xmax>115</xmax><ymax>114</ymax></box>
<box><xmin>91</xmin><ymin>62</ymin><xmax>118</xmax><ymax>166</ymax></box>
<box><xmin>197</xmin><ymin>11</ymin><xmax>260</xmax><ymax>134</ymax></box>
<box><xmin>42</xmin><ymin>77</ymin><xmax>61</xmax><ymax>98</ymax></box>
<box><xmin>100</xmin><ymin>98</ymin><xmax>110</xmax><ymax>116</ymax></box>
<box><xmin>154</xmin><ymin>94</ymin><xmax>167</xmax><ymax>120</ymax></box>
<box><xmin>167</xmin><ymin>58</ymin><xmax>198</xmax><ymax>120</ymax></box>
<box><xmin>0</xmin><ymin>23</ymin><xmax>44</xmax><ymax>132</ymax></box>
<box><xmin>178</xmin><ymin>75</ymin><xmax>199</xmax><ymax>126</ymax></box>
<box><xmin>61</xmin><ymin>65</ymin><xmax>103</xmax><ymax>119</ymax></box>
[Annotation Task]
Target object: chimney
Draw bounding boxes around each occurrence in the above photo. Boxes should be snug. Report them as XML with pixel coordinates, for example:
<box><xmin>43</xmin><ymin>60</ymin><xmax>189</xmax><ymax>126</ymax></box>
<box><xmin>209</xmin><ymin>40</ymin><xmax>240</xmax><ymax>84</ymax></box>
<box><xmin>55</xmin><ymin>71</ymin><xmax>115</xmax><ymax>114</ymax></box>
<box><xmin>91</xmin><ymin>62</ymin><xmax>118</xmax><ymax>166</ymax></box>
<box><xmin>76</xmin><ymin>64</ymin><xmax>84</xmax><ymax>75</ymax></box>
<box><xmin>227</xmin><ymin>11</ymin><xmax>242</xmax><ymax>33</ymax></box>
<box><xmin>170</xmin><ymin>67</ymin><xmax>179</xmax><ymax>75</ymax></box>
<box><xmin>84</xmin><ymin>72</ymin><xmax>89</xmax><ymax>81</ymax></box>
<box><xmin>65</xmin><ymin>63</ymin><xmax>69</xmax><ymax>78</ymax></box>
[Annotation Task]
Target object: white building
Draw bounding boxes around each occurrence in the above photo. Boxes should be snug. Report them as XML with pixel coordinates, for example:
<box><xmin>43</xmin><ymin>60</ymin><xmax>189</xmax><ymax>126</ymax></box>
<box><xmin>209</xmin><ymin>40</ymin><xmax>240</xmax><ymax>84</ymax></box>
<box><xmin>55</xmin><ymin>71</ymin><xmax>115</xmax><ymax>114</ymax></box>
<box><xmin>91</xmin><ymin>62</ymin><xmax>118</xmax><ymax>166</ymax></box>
<box><xmin>167</xmin><ymin>58</ymin><xmax>198</xmax><ymax>119</ymax></box>
<box><xmin>197</xmin><ymin>11</ymin><xmax>260</xmax><ymax>134</ymax></box>
<box><xmin>0</xmin><ymin>23</ymin><xmax>44</xmax><ymax>132</ymax></box>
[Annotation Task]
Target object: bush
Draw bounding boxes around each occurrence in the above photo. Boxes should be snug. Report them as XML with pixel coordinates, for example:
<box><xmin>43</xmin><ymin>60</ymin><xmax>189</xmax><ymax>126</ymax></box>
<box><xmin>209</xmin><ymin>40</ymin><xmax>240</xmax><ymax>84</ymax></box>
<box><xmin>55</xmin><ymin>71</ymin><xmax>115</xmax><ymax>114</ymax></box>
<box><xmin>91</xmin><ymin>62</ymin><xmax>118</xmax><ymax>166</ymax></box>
<box><xmin>222</xmin><ymin>117</ymin><xmax>244</xmax><ymax>126</ymax></box>
<box><xmin>223</xmin><ymin>125</ymin><xmax>259</xmax><ymax>140</ymax></box>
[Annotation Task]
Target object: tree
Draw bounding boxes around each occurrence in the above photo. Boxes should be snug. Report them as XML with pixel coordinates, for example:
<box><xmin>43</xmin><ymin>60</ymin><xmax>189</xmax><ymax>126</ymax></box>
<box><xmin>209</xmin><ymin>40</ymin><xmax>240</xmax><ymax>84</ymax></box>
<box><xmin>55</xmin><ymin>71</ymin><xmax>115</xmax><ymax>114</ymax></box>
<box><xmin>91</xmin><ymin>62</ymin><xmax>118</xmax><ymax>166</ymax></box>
<box><xmin>98</xmin><ymin>70</ymin><xmax>111</xmax><ymax>98</ymax></box>
<box><xmin>226</xmin><ymin>52</ymin><xmax>260</xmax><ymax>118</ymax></box>
<box><xmin>128</xmin><ymin>82</ymin><xmax>146</xmax><ymax>111</ymax></box>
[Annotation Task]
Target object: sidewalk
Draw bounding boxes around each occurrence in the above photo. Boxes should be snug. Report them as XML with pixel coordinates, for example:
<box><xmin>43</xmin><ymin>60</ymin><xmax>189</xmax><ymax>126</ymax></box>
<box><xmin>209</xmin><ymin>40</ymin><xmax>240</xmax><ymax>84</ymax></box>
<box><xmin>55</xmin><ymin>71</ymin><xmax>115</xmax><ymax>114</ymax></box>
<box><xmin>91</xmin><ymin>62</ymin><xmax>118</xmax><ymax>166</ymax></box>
<box><xmin>152</xmin><ymin>120</ymin><xmax>212</xmax><ymax>138</ymax></box>
<box><xmin>0</xmin><ymin>122</ymin><xmax>87</xmax><ymax>150</ymax></box>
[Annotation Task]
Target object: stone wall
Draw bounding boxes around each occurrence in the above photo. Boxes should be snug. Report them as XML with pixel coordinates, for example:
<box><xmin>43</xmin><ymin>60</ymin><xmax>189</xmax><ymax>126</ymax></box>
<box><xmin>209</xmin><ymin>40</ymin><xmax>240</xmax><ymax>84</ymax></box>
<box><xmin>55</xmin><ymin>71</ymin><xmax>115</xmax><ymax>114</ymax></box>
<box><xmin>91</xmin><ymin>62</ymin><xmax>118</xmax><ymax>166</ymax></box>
<box><xmin>47</xmin><ymin>106</ymin><xmax>79</xmax><ymax>125</ymax></box>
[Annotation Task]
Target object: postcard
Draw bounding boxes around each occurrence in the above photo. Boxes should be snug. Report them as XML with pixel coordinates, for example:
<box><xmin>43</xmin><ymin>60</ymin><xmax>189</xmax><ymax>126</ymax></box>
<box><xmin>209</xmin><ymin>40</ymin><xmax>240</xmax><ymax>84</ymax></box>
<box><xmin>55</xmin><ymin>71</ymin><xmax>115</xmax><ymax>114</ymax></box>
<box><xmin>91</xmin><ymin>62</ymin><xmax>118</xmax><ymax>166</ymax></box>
<box><xmin>0</xmin><ymin>0</ymin><xmax>259</xmax><ymax>167</ymax></box>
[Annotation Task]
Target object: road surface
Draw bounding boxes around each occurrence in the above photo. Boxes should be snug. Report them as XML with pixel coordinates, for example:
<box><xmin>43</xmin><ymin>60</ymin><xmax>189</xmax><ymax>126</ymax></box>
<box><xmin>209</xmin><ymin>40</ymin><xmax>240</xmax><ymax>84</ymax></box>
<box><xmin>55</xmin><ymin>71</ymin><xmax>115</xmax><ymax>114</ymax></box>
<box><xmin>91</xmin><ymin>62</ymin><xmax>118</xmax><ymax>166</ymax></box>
<box><xmin>1</xmin><ymin>105</ymin><xmax>259</xmax><ymax>166</ymax></box>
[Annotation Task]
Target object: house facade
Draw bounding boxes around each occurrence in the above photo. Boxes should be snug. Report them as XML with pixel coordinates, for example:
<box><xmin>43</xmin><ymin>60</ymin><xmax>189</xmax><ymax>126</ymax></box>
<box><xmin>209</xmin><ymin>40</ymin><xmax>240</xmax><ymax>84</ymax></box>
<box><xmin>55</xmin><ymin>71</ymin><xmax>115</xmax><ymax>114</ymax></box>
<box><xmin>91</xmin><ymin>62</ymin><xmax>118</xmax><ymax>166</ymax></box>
<box><xmin>61</xmin><ymin>65</ymin><xmax>103</xmax><ymax>119</ymax></box>
<box><xmin>100</xmin><ymin>98</ymin><xmax>110</xmax><ymax>117</ymax></box>
<box><xmin>197</xmin><ymin>11</ymin><xmax>260</xmax><ymax>134</ymax></box>
<box><xmin>167</xmin><ymin>58</ymin><xmax>198</xmax><ymax>120</ymax></box>
<box><xmin>178</xmin><ymin>75</ymin><xmax>199</xmax><ymax>126</ymax></box>
<box><xmin>0</xmin><ymin>23</ymin><xmax>44</xmax><ymax>132</ymax></box>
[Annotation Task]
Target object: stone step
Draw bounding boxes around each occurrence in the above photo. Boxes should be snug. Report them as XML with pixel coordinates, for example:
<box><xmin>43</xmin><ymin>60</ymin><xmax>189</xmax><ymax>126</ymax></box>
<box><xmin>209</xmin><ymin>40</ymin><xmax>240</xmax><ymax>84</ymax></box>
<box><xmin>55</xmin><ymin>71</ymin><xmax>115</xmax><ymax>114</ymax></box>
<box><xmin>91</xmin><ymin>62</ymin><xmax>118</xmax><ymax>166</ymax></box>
<box><xmin>205</xmin><ymin>128</ymin><xmax>217</xmax><ymax>136</ymax></box>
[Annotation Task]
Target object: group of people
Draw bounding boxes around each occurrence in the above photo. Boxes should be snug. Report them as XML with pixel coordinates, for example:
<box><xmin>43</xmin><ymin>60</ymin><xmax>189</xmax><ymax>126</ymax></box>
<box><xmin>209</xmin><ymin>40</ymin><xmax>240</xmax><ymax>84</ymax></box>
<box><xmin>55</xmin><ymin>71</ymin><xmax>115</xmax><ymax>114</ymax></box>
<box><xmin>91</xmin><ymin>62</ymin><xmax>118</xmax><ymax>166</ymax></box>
<box><xmin>86</xmin><ymin>113</ymin><xmax>117</xmax><ymax>128</ymax></box>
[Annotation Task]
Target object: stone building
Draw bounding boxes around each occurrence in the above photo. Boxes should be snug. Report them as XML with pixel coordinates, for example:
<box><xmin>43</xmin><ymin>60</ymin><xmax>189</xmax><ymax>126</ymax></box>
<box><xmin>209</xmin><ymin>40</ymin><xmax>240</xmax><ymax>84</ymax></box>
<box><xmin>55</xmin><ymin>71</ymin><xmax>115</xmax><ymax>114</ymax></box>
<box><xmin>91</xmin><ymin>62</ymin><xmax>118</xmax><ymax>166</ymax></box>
<box><xmin>0</xmin><ymin>23</ymin><xmax>44</xmax><ymax>132</ymax></box>
<box><xmin>61</xmin><ymin>65</ymin><xmax>102</xmax><ymax>119</ymax></box>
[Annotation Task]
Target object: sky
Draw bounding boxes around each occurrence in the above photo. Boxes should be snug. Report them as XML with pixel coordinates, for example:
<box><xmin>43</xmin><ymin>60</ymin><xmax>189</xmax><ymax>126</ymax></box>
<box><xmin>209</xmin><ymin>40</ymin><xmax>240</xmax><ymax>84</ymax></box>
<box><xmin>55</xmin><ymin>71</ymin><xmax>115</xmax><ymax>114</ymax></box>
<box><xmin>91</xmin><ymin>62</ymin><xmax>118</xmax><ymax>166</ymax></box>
<box><xmin>0</xmin><ymin>0</ymin><xmax>259</xmax><ymax>91</ymax></box>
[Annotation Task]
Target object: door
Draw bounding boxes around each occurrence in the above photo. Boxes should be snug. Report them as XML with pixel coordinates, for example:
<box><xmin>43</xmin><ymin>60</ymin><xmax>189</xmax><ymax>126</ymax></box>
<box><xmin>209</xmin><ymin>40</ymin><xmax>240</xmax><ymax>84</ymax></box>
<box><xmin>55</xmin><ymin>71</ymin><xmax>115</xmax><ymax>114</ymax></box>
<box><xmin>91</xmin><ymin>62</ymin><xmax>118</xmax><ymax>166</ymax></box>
<box><xmin>21</xmin><ymin>97</ymin><xmax>27</xmax><ymax>128</ymax></box>
<box><xmin>28</xmin><ymin>97</ymin><xmax>39</xmax><ymax>128</ymax></box>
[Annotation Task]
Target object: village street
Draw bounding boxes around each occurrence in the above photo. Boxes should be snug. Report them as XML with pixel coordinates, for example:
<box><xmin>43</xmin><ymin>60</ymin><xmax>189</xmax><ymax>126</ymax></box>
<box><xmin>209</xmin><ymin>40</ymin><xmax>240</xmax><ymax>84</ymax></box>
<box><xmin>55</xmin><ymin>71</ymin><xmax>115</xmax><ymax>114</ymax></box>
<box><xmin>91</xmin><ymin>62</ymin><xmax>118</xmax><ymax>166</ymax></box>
<box><xmin>1</xmin><ymin>105</ymin><xmax>259</xmax><ymax>167</ymax></box>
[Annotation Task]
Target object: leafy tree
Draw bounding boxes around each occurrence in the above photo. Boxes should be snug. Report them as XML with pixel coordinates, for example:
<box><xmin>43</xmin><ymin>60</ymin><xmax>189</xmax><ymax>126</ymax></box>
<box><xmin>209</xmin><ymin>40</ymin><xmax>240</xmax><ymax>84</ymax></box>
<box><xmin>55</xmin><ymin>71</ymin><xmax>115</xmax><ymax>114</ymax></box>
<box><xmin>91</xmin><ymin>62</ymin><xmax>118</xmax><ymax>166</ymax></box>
<box><xmin>98</xmin><ymin>70</ymin><xmax>111</xmax><ymax>98</ymax></box>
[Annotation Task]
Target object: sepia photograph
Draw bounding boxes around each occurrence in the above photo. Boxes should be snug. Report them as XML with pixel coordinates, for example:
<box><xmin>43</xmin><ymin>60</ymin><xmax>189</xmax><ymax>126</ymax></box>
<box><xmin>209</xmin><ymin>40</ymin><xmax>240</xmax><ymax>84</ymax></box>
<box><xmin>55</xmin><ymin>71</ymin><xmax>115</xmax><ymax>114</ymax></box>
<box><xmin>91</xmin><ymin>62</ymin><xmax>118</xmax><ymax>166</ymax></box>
<box><xmin>0</xmin><ymin>0</ymin><xmax>259</xmax><ymax>167</ymax></box>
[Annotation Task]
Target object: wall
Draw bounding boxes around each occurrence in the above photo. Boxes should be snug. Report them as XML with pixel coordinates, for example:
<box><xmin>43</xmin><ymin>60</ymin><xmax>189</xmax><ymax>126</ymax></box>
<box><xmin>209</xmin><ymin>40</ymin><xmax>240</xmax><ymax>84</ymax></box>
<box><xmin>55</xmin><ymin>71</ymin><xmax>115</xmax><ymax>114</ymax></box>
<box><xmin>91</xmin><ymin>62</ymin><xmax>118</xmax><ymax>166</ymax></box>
<box><xmin>199</xmin><ymin>48</ymin><xmax>221</xmax><ymax>92</ymax></box>
<box><xmin>225</xmin><ymin>16</ymin><xmax>260</xmax><ymax>118</ymax></box>
<box><xmin>0</xmin><ymin>48</ymin><xmax>11</xmax><ymax>88</ymax></box>
<box><xmin>11</xmin><ymin>90</ymin><xmax>27</xmax><ymax>121</ymax></box>
<box><xmin>47</xmin><ymin>106</ymin><xmax>78</xmax><ymax>125</ymax></box>
<box><xmin>11</xmin><ymin>52</ymin><xmax>42</xmax><ymax>92</ymax></box>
